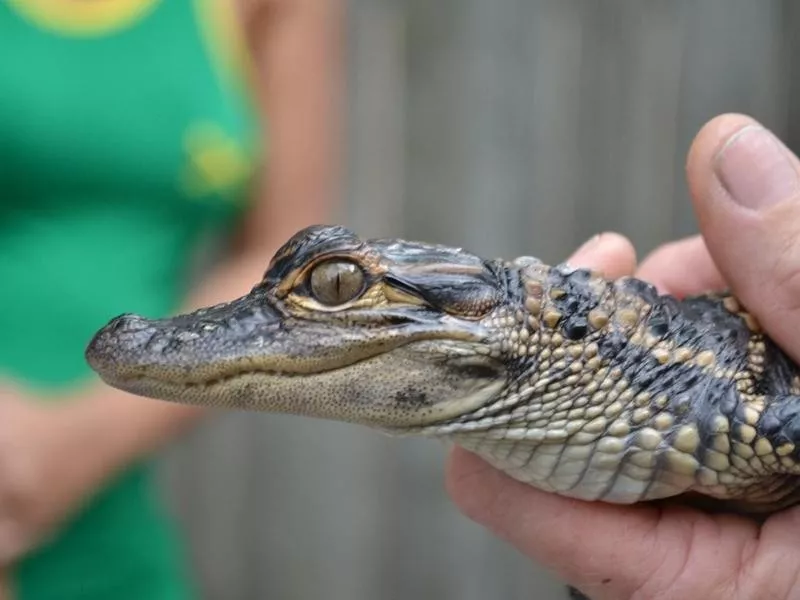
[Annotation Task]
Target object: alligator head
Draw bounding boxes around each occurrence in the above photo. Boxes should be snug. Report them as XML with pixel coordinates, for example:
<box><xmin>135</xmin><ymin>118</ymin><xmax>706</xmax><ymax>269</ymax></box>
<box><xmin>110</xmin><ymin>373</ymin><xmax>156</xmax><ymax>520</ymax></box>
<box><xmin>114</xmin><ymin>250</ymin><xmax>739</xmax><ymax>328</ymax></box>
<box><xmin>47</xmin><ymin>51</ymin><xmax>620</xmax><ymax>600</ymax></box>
<box><xmin>85</xmin><ymin>225</ymin><xmax>512</xmax><ymax>432</ymax></box>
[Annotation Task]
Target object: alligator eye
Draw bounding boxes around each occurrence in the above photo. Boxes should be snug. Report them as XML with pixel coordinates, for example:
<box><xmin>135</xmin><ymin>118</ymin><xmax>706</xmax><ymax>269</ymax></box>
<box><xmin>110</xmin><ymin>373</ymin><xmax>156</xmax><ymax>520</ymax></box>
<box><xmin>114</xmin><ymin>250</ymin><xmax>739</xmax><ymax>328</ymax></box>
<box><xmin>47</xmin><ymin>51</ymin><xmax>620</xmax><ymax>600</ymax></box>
<box><xmin>309</xmin><ymin>260</ymin><xmax>366</xmax><ymax>305</ymax></box>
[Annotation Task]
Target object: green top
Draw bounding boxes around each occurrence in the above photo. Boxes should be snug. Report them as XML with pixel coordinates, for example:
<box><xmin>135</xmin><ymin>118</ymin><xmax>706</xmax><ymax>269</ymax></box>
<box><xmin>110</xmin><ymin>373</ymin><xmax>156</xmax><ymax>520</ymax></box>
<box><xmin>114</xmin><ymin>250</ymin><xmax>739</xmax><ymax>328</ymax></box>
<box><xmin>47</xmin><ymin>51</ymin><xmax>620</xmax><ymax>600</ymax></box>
<box><xmin>0</xmin><ymin>2</ymin><xmax>259</xmax><ymax>598</ymax></box>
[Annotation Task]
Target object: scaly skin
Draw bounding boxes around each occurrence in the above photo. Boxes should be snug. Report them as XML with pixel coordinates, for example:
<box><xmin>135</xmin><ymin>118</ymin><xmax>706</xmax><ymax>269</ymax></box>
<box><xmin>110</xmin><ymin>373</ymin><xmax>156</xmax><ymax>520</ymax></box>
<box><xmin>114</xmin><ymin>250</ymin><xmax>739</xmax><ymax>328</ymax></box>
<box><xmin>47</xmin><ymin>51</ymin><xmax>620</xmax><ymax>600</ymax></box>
<box><xmin>85</xmin><ymin>224</ymin><xmax>800</xmax><ymax>514</ymax></box>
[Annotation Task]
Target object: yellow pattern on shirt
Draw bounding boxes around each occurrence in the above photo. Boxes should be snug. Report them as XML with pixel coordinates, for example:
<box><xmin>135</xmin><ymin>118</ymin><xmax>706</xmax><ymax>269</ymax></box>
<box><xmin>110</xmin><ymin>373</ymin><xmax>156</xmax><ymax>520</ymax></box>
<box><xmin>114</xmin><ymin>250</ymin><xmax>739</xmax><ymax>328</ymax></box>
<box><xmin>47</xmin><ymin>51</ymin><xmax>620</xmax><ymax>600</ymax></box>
<box><xmin>5</xmin><ymin>0</ymin><xmax>162</xmax><ymax>36</ymax></box>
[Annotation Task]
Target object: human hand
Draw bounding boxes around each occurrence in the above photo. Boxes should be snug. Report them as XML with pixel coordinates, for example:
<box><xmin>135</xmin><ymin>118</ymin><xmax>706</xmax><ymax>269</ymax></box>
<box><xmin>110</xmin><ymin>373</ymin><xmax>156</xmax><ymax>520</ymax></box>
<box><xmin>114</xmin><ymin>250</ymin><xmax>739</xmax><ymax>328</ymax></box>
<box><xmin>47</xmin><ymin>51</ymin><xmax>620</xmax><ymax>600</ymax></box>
<box><xmin>446</xmin><ymin>113</ymin><xmax>800</xmax><ymax>599</ymax></box>
<box><xmin>0</xmin><ymin>570</ymin><xmax>11</xmax><ymax>600</ymax></box>
<box><xmin>0</xmin><ymin>385</ymin><xmax>111</xmax><ymax>566</ymax></box>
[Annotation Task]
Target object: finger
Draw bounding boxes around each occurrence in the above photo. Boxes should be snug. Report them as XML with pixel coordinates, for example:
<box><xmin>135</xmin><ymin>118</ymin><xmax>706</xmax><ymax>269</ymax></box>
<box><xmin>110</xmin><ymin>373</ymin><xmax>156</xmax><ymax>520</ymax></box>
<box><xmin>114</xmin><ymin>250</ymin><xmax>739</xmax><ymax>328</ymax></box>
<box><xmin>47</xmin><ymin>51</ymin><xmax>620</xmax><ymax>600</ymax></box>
<box><xmin>636</xmin><ymin>235</ymin><xmax>726</xmax><ymax>297</ymax></box>
<box><xmin>445</xmin><ymin>447</ymin><xmax>746</xmax><ymax>600</ymax></box>
<box><xmin>0</xmin><ymin>570</ymin><xmax>12</xmax><ymax>600</ymax></box>
<box><xmin>687</xmin><ymin>113</ymin><xmax>800</xmax><ymax>361</ymax></box>
<box><xmin>0</xmin><ymin>519</ymin><xmax>27</xmax><ymax>565</ymax></box>
<box><xmin>566</xmin><ymin>232</ymin><xmax>637</xmax><ymax>279</ymax></box>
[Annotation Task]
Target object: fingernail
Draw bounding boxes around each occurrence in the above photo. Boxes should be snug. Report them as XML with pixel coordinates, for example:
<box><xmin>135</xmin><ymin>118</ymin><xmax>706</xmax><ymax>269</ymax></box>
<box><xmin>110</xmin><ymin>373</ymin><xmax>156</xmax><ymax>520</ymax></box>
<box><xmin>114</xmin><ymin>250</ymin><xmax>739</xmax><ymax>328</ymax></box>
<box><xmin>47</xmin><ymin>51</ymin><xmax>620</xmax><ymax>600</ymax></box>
<box><xmin>714</xmin><ymin>125</ymin><xmax>800</xmax><ymax>210</ymax></box>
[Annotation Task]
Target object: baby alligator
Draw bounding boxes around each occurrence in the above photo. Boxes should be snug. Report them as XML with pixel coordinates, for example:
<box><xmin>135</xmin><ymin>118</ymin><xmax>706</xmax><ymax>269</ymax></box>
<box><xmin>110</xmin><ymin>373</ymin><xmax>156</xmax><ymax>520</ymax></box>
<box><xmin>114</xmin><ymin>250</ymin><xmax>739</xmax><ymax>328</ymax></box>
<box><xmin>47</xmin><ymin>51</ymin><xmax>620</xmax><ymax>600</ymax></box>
<box><xmin>85</xmin><ymin>224</ymin><xmax>800</xmax><ymax>514</ymax></box>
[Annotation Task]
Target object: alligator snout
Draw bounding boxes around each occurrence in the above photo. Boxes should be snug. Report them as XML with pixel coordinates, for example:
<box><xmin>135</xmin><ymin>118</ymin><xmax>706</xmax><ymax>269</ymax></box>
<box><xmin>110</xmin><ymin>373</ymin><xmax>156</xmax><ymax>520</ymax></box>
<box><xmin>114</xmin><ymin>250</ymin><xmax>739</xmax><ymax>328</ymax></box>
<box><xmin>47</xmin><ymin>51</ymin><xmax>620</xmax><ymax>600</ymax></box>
<box><xmin>84</xmin><ymin>294</ymin><xmax>289</xmax><ymax>386</ymax></box>
<box><xmin>84</xmin><ymin>313</ymin><xmax>160</xmax><ymax>374</ymax></box>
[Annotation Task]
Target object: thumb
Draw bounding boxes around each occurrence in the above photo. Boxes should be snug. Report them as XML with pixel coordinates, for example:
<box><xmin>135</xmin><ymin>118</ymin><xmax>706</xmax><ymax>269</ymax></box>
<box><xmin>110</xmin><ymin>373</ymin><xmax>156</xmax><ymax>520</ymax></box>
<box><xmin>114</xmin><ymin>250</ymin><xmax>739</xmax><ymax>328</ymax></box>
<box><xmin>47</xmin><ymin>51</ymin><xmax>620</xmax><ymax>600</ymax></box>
<box><xmin>688</xmin><ymin>113</ymin><xmax>800</xmax><ymax>362</ymax></box>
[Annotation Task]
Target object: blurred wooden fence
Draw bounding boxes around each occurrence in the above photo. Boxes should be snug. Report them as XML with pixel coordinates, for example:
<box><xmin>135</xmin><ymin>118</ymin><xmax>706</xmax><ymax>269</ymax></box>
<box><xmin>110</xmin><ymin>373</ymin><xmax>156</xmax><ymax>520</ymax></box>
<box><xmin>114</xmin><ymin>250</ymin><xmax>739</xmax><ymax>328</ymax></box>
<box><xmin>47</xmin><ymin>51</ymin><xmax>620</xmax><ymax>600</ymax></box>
<box><xmin>159</xmin><ymin>2</ymin><xmax>795</xmax><ymax>598</ymax></box>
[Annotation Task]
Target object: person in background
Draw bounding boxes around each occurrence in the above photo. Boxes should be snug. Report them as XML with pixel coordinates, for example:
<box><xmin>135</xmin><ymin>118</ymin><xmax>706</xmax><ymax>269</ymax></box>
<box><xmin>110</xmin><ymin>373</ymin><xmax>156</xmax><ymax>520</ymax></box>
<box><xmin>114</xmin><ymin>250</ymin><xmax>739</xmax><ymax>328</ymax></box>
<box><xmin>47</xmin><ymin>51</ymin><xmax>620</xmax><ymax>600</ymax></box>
<box><xmin>0</xmin><ymin>1</ymin><xmax>341</xmax><ymax>598</ymax></box>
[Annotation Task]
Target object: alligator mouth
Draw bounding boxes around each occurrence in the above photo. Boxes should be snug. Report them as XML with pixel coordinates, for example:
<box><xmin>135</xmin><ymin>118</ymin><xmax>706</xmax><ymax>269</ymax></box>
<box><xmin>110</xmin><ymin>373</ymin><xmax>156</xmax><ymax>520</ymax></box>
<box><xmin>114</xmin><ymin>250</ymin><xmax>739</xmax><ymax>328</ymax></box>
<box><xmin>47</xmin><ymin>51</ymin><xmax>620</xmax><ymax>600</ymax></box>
<box><xmin>85</xmin><ymin>298</ymin><xmax>488</xmax><ymax>394</ymax></box>
<box><xmin>87</xmin><ymin>325</ymin><xmax>505</xmax><ymax>430</ymax></box>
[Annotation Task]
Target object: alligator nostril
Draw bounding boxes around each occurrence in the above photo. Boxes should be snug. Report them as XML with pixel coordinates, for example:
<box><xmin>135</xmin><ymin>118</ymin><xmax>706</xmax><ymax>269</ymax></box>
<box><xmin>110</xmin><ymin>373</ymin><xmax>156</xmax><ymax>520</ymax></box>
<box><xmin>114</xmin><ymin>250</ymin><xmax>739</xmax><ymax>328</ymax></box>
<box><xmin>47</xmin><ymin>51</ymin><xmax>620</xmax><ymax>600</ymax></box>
<box><xmin>85</xmin><ymin>313</ymin><xmax>158</xmax><ymax>372</ymax></box>
<box><xmin>109</xmin><ymin>313</ymin><xmax>150</xmax><ymax>333</ymax></box>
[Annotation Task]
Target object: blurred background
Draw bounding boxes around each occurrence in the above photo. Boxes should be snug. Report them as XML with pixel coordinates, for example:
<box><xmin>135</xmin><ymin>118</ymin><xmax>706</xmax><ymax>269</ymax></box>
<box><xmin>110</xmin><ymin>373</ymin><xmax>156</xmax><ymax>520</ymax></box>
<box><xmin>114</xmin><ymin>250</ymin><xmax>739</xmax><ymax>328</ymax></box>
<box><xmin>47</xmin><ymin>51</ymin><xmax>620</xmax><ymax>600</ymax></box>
<box><xmin>2</xmin><ymin>1</ymin><xmax>797</xmax><ymax>599</ymax></box>
<box><xmin>155</xmin><ymin>1</ymin><xmax>796</xmax><ymax>599</ymax></box>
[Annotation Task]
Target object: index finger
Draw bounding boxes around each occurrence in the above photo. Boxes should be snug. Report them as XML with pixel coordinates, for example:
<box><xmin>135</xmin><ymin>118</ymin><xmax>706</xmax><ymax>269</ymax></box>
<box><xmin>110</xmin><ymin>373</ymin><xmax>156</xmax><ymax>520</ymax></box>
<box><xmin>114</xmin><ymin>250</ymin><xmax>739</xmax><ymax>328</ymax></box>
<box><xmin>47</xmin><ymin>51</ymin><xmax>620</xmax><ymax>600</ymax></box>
<box><xmin>636</xmin><ymin>235</ymin><xmax>726</xmax><ymax>297</ymax></box>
